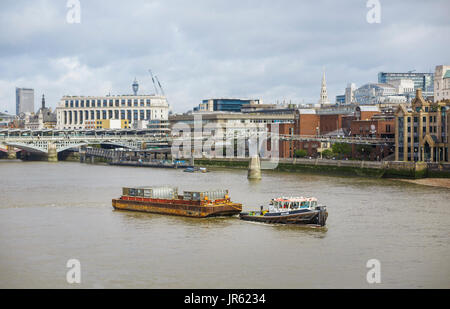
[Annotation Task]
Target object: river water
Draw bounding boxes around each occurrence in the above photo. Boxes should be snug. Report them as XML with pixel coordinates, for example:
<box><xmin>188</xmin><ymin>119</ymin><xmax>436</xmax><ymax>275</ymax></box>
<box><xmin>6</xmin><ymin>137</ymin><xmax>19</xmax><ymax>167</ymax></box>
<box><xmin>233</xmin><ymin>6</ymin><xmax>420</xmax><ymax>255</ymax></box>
<box><xmin>0</xmin><ymin>160</ymin><xmax>449</xmax><ymax>288</ymax></box>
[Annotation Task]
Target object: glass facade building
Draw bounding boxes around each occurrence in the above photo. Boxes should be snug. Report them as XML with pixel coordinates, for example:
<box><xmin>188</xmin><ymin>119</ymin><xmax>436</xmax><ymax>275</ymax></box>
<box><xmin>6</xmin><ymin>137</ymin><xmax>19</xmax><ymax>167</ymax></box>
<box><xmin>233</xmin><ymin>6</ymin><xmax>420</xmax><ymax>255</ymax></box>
<box><xmin>378</xmin><ymin>72</ymin><xmax>434</xmax><ymax>99</ymax></box>
<box><xmin>200</xmin><ymin>98</ymin><xmax>261</xmax><ymax>113</ymax></box>
<box><xmin>15</xmin><ymin>88</ymin><xmax>35</xmax><ymax>115</ymax></box>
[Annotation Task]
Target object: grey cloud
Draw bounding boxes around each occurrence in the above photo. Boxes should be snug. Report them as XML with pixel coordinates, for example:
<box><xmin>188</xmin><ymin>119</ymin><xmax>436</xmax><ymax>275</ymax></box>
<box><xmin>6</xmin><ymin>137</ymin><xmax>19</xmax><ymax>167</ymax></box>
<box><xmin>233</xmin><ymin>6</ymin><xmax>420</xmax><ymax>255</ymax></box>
<box><xmin>0</xmin><ymin>0</ymin><xmax>449</xmax><ymax>113</ymax></box>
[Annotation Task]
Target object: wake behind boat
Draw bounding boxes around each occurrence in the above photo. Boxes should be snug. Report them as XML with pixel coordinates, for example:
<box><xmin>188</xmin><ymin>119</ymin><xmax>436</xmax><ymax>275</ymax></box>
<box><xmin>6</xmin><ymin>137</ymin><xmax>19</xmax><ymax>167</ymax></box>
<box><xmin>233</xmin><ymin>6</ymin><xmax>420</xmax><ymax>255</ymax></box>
<box><xmin>239</xmin><ymin>197</ymin><xmax>328</xmax><ymax>226</ymax></box>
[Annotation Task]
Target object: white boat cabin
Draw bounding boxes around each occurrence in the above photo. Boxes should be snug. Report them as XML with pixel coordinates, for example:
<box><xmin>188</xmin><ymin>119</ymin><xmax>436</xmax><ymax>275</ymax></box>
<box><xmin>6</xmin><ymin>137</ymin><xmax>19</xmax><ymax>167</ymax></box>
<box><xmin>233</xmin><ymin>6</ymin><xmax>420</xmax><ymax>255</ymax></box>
<box><xmin>269</xmin><ymin>197</ymin><xmax>318</xmax><ymax>212</ymax></box>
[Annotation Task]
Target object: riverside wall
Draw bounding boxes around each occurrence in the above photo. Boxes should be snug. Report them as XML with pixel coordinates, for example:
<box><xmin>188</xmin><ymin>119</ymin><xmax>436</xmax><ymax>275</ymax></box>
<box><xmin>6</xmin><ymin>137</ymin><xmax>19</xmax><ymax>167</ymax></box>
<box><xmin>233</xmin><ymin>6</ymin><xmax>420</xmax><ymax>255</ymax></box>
<box><xmin>194</xmin><ymin>158</ymin><xmax>450</xmax><ymax>179</ymax></box>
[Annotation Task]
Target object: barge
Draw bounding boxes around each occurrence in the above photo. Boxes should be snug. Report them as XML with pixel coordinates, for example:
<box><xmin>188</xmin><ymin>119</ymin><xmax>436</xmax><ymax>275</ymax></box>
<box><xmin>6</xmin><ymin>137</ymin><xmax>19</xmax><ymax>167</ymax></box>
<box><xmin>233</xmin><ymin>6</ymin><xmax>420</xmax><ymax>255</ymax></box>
<box><xmin>112</xmin><ymin>186</ymin><xmax>242</xmax><ymax>218</ymax></box>
<box><xmin>239</xmin><ymin>197</ymin><xmax>328</xmax><ymax>226</ymax></box>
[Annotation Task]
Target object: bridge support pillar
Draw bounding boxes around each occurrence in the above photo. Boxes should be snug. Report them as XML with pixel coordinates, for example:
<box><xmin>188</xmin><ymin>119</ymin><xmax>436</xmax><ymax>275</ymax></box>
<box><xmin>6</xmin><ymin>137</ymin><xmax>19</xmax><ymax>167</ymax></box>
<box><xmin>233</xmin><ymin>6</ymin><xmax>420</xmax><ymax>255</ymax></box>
<box><xmin>7</xmin><ymin>146</ymin><xmax>16</xmax><ymax>160</ymax></box>
<box><xmin>248</xmin><ymin>155</ymin><xmax>262</xmax><ymax>180</ymax></box>
<box><xmin>47</xmin><ymin>142</ymin><xmax>58</xmax><ymax>162</ymax></box>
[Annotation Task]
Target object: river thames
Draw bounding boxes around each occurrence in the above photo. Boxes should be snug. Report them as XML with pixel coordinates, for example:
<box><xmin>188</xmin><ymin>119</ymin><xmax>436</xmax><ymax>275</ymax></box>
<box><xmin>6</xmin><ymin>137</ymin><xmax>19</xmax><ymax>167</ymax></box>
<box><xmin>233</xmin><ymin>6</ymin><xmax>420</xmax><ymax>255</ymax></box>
<box><xmin>0</xmin><ymin>160</ymin><xmax>449</xmax><ymax>288</ymax></box>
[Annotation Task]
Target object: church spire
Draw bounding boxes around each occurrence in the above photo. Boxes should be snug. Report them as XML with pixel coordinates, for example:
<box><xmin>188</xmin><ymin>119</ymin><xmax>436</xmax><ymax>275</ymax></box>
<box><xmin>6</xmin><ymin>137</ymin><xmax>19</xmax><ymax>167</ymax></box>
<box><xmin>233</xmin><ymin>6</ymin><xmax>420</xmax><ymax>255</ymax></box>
<box><xmin>318</xmin><ymin>68</ymin><xmax>330</xmax><ymax>106</ymax></box>
<box><xmin>41</xmin><ymin>94</ymin><xmax>46</xmax><ymax>109</ymax></box>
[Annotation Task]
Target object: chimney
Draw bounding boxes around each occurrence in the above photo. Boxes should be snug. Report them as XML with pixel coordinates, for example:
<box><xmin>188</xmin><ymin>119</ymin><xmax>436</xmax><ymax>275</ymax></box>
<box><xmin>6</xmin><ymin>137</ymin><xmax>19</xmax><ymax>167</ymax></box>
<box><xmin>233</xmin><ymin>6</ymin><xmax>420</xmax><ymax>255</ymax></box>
<box><xmin>416</xmin><ymin>88</ymin><xmax>422</xmax><ymax>99</ymax></box>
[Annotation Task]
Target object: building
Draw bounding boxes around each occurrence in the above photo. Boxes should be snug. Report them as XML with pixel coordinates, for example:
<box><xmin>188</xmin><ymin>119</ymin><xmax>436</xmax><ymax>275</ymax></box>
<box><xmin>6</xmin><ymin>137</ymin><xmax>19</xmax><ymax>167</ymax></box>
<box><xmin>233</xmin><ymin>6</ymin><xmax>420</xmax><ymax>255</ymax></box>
<box><xmin>268</xmin><ymin>123</ymin><xmax>295</xmax><ymax>158</ymax></box>
<box><xmin>56</xmin><ymin>91</ymin><xmax>169</xmax><ymax>130</ymax></box>
<box><xmin>354</xmin><ymin>83</ymin><xmax>408</xmax><ymax>106</ymax></box>
<box><xmin>169</xmin><ymin>111</ymin><xmax>294</xmax><ymax>158</ymax></box>
<box><xmin>395</xmin><ymin>89</ymin><xmax>450</xmax><ymax>162</ymax></box>
<box><xmin>336</xmin><ymin>95</ymin><xmax>345</xmax><ymax>105</ymax></box>
<box><xmin>434</xmin><ymin>65</ymin><xmax>450</xmax><ymax>102</ymax></box>
<box><xmin>195</xmin><ymin>98</ymin><xmax>262</xmax><ymax>113</ymax></box>
<box><xmin>0</xmin><ymin>112</ymin><xmax>16</xmax><ymax>128</ymax></box>
<box><xmin>291</xmin><ymin>106</ymin><xmax>357</xmax><ymax>157</ymax></box>
<box><xmin>16</xmin><ymin>88</ymin><xmax>34</xmax><ymax>116</ymax></box>
<box><xmin>388</xmin><ymin>79</ymin><xmax>415</xmax><ymax>96</ymax></box>
<box><xmin>318</xmin><ymin>70</ymin><xmax>331</xmax><ymax>106</ymax></box>
<box><xmin>378</xmin><ymin>71</ymin><xmax>434</xmax><ymax>99</ymax></box>
<box><xmin>345</xmin><ymin>83</ymin><xmax>356</xmax><ymax>105</ymax></box>
<box><xmin>24</xmin><ymin>95</ymin><xmax>56</xmax><ymax>130</ymax></box>
<box><xmin>95</xmin><ymin>119</ymin><xmax>130</xmax><ymax>129</ymax></box>
<box><xmin>350</xmin><ymin>107</ymin><xmax>395</xmax><ymax>160</ymax></box>
<box><xmin>170</xmin><ymin>111</ymin><xmax>294</xmax><ymax>132</ymax></box>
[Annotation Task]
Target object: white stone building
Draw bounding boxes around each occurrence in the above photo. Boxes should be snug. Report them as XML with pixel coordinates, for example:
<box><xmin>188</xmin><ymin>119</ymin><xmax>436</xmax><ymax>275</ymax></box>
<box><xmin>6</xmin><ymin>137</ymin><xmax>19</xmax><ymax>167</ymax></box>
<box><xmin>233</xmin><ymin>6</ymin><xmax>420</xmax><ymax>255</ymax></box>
<box><xmin>434</xmin><ymin>65</ymin><xmax>450</xmax><ymax>102</ymax></box>
<box><xmin>56</xmin><ymin>94</ymin><xmax>170</xmax><ymax>130</ymax></box>
<box><xmin>345</xmin><ymin>83</ymin><xmax>356</xmax><ymax>105</ymax></box>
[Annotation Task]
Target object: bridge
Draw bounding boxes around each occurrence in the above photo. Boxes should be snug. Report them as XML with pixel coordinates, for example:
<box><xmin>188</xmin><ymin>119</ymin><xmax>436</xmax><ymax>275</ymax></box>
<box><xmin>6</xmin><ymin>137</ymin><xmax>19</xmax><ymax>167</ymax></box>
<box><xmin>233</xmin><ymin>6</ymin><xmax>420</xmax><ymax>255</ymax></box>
<box><xmin>0</xmin><ymin>129</ymin><xmax>170</xmax><ymax>161</ymax></box>
<box><xmin>0</xmin><ymin>129</ymin><xmax>394</xmax><ymax>161</ymax></box>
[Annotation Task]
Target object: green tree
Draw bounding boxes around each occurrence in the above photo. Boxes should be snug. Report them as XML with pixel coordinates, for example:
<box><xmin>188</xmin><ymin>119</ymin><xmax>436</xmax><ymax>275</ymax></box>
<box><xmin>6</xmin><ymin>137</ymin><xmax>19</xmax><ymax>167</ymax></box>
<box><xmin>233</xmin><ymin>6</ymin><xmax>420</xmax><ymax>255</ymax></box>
<box><xmin>294</xmin><ymin>149</ymin><xmax>307</xmax><ymax>158</ymax></box>
<box><xmin>331</xmin><ymin>143</ymin><xmax>352</xmax><ymax>158</ymax></box>
<box><xmin>321</xmin><ymin>149</ymin><xmax>334</xmax><ymax>159</ymax></box>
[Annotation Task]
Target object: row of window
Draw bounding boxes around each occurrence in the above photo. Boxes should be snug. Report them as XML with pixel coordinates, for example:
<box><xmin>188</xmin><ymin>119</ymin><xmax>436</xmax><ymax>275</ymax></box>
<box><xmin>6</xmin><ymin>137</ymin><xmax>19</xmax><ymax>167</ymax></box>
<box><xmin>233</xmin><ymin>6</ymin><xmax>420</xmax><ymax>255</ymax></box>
<box><xmin>64</xmin><ymin>98</ymin><xmax>163</xmax><ymax>108</ymax></box>
<box><xmin>62</xmin><ymin>110</ymin><xmax>164</xmax><ymax>124</ymax></box>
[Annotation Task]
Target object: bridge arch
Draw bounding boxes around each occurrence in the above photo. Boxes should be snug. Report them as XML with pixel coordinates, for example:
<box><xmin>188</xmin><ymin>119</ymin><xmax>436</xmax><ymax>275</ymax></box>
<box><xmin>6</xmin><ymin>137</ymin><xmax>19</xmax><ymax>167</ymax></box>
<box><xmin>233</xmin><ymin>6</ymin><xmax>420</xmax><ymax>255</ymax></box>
<box><xmin>4</xmin><ymin>143</ymin><xmax>47</xmax><ymax>154</ymax></box>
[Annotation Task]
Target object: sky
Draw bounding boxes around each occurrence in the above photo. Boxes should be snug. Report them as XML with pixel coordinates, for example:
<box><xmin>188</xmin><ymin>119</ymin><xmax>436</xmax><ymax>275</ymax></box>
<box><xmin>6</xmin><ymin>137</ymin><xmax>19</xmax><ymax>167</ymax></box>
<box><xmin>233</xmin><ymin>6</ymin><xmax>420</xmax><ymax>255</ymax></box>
<box><xmin>0</xmin><ymin>0</ymin><xmax>449</xmax><ymax>114</ymax></box>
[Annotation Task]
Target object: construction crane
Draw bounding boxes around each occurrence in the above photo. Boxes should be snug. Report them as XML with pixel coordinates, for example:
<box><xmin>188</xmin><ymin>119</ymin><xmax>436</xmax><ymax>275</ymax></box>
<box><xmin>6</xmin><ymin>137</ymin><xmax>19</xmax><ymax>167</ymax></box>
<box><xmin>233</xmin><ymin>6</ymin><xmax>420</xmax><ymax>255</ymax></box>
<box><xmin>154</xmin><ymin>75</ymin><xmax>165</xmax><ymax>97</ymax></box>
<box><xmin>148</xmin><ymin>69</ymin><xmax>160</xmax><ymax>95</ymax></box>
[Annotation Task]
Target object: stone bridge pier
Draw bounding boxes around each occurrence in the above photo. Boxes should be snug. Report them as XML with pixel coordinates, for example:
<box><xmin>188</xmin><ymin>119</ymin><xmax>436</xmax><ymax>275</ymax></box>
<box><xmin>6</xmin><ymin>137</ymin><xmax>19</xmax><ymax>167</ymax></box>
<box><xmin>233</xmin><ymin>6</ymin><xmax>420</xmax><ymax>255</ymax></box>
<box><xmin>47</xmin><ymin>142</ymin><xmax>58</xmax><ymax>162</ymax></box>
<box><xmin>7</xmin><ymin>146</ymin><xmax>16</xmax><ymax>160</ymax></box>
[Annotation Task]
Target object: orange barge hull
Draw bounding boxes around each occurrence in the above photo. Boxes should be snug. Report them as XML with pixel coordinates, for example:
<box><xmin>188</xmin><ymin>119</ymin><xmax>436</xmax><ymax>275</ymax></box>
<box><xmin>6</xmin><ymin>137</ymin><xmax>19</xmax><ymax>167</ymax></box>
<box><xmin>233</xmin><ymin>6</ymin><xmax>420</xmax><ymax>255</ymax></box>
<box><xmin>112</xmin><ymin>196</ymin><xmax>242</xmax><ymax>218</ymax></box>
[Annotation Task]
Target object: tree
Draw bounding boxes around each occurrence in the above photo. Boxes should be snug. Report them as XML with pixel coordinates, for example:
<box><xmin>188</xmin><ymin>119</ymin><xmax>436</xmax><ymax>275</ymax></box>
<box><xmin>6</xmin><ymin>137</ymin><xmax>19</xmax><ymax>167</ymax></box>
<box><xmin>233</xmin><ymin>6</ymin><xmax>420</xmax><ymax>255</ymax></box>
<box><xmin>321</xmin><ymin>149</ymin><xmax>334</xmax><ymax>159</ymax></box>
<box><xmin>331</xmin><ymin>143</ymin><xmax>352</xmax><ymax>158</ymax></box>
<box><xmin>294</xmin><ymin>149</ymin><xmax>307</xmax><ymax>158</ymax></box>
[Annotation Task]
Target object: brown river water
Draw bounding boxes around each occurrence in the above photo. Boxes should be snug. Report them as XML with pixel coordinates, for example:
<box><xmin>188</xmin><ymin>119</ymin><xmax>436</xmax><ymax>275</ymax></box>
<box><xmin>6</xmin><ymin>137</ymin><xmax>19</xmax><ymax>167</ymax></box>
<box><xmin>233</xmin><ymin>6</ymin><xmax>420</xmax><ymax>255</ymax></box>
<box><xmin>0</xmin><ymin>160</ymin><xmax>449</xmax><ymax>288</ymax></box>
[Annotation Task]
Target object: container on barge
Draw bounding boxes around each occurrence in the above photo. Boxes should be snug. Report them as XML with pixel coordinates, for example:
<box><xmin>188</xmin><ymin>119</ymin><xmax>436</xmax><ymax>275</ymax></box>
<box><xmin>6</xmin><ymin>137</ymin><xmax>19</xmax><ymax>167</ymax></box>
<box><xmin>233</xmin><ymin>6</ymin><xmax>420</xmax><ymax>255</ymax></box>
<box><xmin>112</xmin><ymin>186</ymin><xmax>242</xmax><ymax>218</ymax></box>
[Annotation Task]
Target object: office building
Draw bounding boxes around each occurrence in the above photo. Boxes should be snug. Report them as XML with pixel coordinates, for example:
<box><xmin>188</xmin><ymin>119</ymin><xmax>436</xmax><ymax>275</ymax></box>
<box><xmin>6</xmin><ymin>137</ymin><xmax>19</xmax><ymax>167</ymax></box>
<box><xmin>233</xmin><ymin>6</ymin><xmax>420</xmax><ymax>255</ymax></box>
<box><xmin>378</xmin><ymin>71</ymin><xmax>434</xmax><ymax>99</ymax></box>
<box><xmin>16</xmin><ymin>88</ymin><xmax>34</xmax><ymax>115</ymax></box>
<box><xmin>345</xmin><ymin>83</ymin><xmax>356</xmax><ymax>104</ymax></box>
<box><xmin>195</xmin><ymin>98</ymin><xmax>262</xmax><ymax>113</ymax></box>
<box><xmin>354</xmin><ymin>83</ymin><xmax>407</xmax><ymax>106</ymax></box>
<box><xmin>336</xmin><ymin>95</ymin><xmax>346</xmax><ymax>105</ymax></box>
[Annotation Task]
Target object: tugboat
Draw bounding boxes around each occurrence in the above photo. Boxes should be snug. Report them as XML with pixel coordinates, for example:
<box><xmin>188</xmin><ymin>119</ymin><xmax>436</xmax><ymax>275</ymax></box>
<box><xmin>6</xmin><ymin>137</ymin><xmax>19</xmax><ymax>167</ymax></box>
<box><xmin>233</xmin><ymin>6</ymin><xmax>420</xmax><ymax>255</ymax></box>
<box><xmin>239</xmin><ymin>197</ymin><xmax>328</xmax><ymax>226</ymax></box>
<box><xmin>112</xmin><ymin>186</ymin><xmax>242</xmax><ymax>218</ymax></box>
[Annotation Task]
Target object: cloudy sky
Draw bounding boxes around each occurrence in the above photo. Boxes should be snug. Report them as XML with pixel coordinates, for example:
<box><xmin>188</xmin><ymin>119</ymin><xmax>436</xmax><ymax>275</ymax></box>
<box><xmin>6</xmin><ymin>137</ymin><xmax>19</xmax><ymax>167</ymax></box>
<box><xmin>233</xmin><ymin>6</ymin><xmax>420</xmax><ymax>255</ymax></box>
<box><xmin>0</xmin><ymin>0</ymin><xmax>449</xmax><ymax>114</ymax></box>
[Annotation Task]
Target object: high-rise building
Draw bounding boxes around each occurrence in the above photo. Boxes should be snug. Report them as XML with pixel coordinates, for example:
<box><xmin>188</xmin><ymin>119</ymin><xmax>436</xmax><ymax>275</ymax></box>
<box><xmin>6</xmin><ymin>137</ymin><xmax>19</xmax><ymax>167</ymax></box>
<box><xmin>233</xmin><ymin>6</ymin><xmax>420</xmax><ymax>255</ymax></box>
<box><xmin>378</xmin><ymin>72</ymin><xmax>434</xmax><ymax>99</ymax></box>
<box><xmin>345</xmin><ymin>83</ymin><xmax>356</xmax><ymax>104</ymax></box>
<box><xmin>434</xmin><ymin>65</ymin><xmax>450</xmax><ymax>102</ymax></box>
<box><xmin>15</xmin><ymin>88</ymin><xmax>34</xmax><ymax>115</ymax></box>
